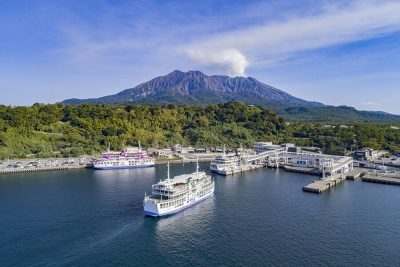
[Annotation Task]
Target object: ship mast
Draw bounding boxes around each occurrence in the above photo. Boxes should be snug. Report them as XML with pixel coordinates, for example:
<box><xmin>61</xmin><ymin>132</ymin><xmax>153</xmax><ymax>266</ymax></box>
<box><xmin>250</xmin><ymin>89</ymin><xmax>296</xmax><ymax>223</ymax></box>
<box><xmin>167</xmin><ymin>161</ymin><xmax>170</xmax><ymax>182</ymax></box>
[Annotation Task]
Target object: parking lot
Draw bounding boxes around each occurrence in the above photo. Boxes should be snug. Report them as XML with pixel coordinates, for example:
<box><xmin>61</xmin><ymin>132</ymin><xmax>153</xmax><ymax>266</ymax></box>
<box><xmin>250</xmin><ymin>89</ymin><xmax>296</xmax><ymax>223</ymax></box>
<box><xmin>0</xmin><ymin>156</ymin><xmax>94</xmax><ymax>170</ymax></box>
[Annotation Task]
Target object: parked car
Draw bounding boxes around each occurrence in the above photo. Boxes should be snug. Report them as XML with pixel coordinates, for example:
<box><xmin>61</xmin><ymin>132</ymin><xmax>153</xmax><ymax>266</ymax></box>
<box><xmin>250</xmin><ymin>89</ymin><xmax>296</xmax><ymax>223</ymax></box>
<box><xmin>26</xmin><ymin>162</ymin><xmax>35</xmax><ymax>168</ymax></box>
<box><xmin>33</xmin><ymin>162</ymin><xmax>41</xmax><ymax>168</ymax></box>
<box><xmin>45</xmin><ymin>160</ymin><xmax>52</xmax><ymax>167</ymax></box>
<box><xmin>26</xmin><ymin>161</ymin><xmax>41</xmax><ymax>168</ymax></box>
<box><xmin>62</xmin><ymin>159</ymin><xmax>75</xmax><ymax>166</ymax></box>
<box><xmin>13</xmin><ymin>162</ymin><xmax>24</xmax><ymax>169</ymax></box>
<box><xmin>79</xmin><ymin>158</ymin><xmax>86</xmax><ymax>165</ymax></box>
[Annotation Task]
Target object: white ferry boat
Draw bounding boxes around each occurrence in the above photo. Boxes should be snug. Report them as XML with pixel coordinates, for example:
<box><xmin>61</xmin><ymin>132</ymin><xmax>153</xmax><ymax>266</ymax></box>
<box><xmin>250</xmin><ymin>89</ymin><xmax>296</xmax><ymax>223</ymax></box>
<box><xmin>210</xmin><ymin>154</ymin><xmax>240</xmax><ymax>172</ymax></box>
<box><xmin>93</xmin><ymin>145</ymin><xmax>154</xmax><ymax>170</ymax></box>
<box><xmin>143</xmin><ymin>162</ymin><xmax>214</xmax><ymax>217</ymax></box>
<box><xmin>210</xmin><ymin>145</ymin><xmax>240</xmax><ymax>173</ymax></box>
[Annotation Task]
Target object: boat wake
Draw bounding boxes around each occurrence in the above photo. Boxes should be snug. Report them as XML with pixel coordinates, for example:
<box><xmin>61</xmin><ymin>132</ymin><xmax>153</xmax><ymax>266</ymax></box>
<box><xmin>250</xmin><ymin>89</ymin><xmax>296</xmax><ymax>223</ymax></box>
<box><xmin>36</xmin><ymin>218</ymin><xmax>144</xmax><ymax>266</ymax></box>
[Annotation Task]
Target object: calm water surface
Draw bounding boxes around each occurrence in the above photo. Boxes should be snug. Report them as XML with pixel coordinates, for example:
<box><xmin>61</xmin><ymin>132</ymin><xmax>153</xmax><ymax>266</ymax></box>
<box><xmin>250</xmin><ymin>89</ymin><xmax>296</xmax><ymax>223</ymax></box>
<box><xmin>1</xmin><ymin>163</ymin><xmax>400</xmax><ymax>266</ymax></box>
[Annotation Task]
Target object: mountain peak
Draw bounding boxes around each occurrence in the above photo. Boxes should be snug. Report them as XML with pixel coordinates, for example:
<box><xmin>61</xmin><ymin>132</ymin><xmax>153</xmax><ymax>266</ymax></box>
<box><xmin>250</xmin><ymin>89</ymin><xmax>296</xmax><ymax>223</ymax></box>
<box><xmin>61</xmin><ymin>70</ymin><xmax>400</xmax><ymax>121</ymax></box>
<box><xmin>63</xmin><ymin>70</ymin><xmax>321</xmax><ymax>107</ymax></box>
<box><xmin>169</xmin><ymin>69</ymin><xmax>204</xmax><ymax>76</ymax></box>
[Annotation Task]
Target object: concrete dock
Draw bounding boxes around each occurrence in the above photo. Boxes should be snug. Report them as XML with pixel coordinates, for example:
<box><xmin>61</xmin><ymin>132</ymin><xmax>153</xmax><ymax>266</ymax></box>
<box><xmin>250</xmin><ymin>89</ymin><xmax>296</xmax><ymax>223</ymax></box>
<box><xmin>218</xmin><ymin>164</ymin><xmax>265</xmax><ymax>176</ymax></box>
<box><xmin>303</xmin><ymin>175</ymin><xmax>346</xmax><ymax>193</ymax></box>
<box><xmin>282</xmin><ymin>165</ymin><xmax>319</xmax><ymax>175</ymax></box>
<box><xmin>0</xmin><ymin>165</ymin><xmax>90</xmax><ymax>174</ymax></box>
<box><xmin>303</xmin><ymin>169</ymin><xmax>363</xmax><ymax>194</ymax></box>
<box><xmin>345</xmin><ymin>169</ymin><xmax>363</xmax><ymax>180</ymax></box>
<box><xmin>362</xmin><ymin>175</ymin><xmax>400</xmax><ymax>185</ymax></box>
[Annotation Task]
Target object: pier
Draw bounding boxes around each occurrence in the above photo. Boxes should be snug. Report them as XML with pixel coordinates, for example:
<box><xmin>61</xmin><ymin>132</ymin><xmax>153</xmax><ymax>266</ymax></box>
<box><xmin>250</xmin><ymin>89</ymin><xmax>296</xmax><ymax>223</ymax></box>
<box><xmin>282</xmin><ymin>165</ymin><xmax>318</xmax><ymax>175</ymax></box>
<box><xmin>302</xmin><ymin>170</ymin><xmax>362</xmax><ymax>194</ymax></box>
<box><xmin>212</xmin><ymin>148</ymin><xmax>285</xmax><ymax>176</ymax></box>
<box><xmin>362</xmin><ymin>174</ymin><xmax>400</xmax><ymax>186</ymax></box>
<box><xmin>346</xmin><ymin>170</ymin><xmax>362</xmax><ymax>180</ymax></box>
<box><xmin>217</xmin><ymin>164</ymin><xmax>265</xmax><ymax>176</ymax></box>
<box><xmin>0</xmin><ymin>165</ymin><xmax>89</xmax><ymax>174</ymax></box>
<box><xmin>303</xmin><ymin>174</ymin><xmax>346</xmax><ymax>193</ymax></box>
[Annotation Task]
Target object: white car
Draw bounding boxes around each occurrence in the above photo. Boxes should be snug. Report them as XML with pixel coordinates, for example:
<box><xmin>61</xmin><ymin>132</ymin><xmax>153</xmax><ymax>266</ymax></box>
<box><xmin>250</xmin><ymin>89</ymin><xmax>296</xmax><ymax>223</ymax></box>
<box><xmin>13</xmin><ymin>162</ymin><xmax>24</xmax><ymax>168</ymax></box>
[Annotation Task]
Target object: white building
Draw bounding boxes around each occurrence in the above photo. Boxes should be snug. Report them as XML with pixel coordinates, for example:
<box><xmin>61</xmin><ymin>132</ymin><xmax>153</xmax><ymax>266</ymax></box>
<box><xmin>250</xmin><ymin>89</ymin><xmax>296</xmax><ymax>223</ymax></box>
<box><xmin>254</xmin><ymin>142</ymin><xmax>281</xmax><ymax>153</ymax></box>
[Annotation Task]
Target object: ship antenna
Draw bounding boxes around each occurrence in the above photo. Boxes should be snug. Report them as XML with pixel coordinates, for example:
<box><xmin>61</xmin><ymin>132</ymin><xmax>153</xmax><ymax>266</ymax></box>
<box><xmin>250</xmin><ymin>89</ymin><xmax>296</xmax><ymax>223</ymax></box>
<box><xmin>167</xmin><ymin>161</ymin><xmax>170</xmax><ymax>182</ymax></box>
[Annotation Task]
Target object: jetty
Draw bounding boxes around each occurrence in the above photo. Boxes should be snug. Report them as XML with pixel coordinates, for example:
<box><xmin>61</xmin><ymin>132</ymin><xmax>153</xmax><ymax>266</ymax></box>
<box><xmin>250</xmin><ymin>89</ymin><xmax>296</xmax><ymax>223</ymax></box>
<box><xmin>282</xmin><ymin>165</ymin><xmax>318</xmax><ymax>175</ymax></box>
<box><xmin>303</xmin><ymin>174</ymin><xmax>346</xmax><ymax>193</ymax></box>
<box><xmin>217</xmin><ymin>164</ymin><xmax>265</xmax><ymax>176</ymax></box>
<box><xmin>362</xmin><ymin>173</ymin><xmax>400</xmax><ymax>186</ymax></box>
<box><xmin>0</xmin><ymin>165</ymin><xmax>89</xmax><ymax>174</ymax></box>
<box><xmin>302</xmin><ymin>170</ymin><xmax>362</xmax><ymax>194</ymax></box>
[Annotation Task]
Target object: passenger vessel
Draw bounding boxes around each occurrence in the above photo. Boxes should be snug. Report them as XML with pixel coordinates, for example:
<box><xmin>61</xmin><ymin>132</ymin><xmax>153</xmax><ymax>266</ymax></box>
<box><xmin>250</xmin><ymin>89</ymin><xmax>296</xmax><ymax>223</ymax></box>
<box><xmin>143</xmin><ymin>161</ymin><xmax>214</xmax><ymax>217</ymax></box>
<box><xmin>93</xmin><ymin>145</ymin><xmax>154</xmax><ymax>170</ymax></box>
<box><xmin>210</xmin><ymin>154</ymin><xmax>240</xmax><ymax>172</ymax></box>
<box><xmin>210</xmin><ymin>145</ymin><xmax>240</xmax><ymax>173</ymax></box>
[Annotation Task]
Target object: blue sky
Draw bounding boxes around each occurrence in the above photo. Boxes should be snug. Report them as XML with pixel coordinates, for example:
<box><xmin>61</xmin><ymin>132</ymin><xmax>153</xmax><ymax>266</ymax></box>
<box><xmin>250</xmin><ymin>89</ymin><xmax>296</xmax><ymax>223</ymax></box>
<box><xmin>1</xmin><ymin>0</ymin><xmax>400</xmax><ymax>114</ymax></box>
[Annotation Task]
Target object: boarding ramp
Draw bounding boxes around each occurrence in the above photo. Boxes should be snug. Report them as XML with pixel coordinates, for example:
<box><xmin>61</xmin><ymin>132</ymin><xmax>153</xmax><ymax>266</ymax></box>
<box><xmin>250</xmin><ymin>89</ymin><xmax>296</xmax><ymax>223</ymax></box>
<box><xmin>243</xmin><ymin>148</ymin><xmax>286</xmax><ymax>164</ymax></box>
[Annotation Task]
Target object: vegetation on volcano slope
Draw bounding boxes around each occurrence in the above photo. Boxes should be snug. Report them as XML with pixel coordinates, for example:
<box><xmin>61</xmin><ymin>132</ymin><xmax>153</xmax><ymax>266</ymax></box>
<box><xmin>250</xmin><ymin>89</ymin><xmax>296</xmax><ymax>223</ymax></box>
<box><xmin>0</xmin><ymin>102</ymin><xmax>399</xmax><ymax>160</ymax></box>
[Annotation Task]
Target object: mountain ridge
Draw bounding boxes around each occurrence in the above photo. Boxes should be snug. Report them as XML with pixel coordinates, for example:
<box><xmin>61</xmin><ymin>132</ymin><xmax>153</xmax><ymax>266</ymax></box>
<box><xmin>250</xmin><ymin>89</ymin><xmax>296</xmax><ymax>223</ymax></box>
<box><xmin>63</xmin><ymin>70</ymin><xmax>323</xmax><ymax>107</ymax></box>
<box><xmin>62</xmin><ymin>70</ymin><xmax>400</xmax><ymax>122</ymax></box>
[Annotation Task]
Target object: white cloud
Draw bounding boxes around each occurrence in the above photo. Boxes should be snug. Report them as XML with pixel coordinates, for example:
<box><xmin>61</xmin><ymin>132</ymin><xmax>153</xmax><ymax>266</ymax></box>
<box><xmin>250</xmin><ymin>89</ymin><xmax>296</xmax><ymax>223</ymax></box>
<box><xmin>186</xmin><ymin>48</ymin><xmax>248</xmax><ymax>76</ymax></box>
<box><xmin>183</xmin><ymin>0</ymin><xmax>400</xmax><ymax>76</ymax></box>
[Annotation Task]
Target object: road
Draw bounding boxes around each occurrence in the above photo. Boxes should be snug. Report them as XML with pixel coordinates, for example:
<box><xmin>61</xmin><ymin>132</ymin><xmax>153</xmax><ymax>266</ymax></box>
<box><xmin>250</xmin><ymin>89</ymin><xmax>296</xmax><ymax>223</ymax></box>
<box><xmin>0</xmin><ymin>156</ymin><xmax>94</xmax><ymax>170</ymax></box>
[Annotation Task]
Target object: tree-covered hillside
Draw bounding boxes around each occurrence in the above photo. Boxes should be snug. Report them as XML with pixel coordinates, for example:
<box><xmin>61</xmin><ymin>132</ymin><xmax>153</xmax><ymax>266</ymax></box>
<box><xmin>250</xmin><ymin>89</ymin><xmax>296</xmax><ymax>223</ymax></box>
<box><xmin>0</xmin><ymin>102</ymin><xmax>284</xmax><ymax>159</ymax></box>
<box><xmin>1</xmin><ymin>102</ymin><xmax>399</xmax><ymax>160</ymax></box>
<box><xmin>284</xmin><ymin>123</ymin><xmax>400</xmax><ymax>155</ymax></box>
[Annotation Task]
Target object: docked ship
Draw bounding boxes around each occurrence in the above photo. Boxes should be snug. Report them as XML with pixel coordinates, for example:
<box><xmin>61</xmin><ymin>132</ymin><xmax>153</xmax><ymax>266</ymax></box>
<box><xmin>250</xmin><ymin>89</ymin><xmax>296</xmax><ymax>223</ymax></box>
<box><xmin>143</xmin><ymin>162</ymin><xmax>215</xmax><ymax>217</ymax></box>
<box><xmin>210</xmin><ymin>154</ymin><xmax>240</xmax><ymax>173</ymax></box>
<box><xmin>210</xmin><ymin>145</ymin><xmax>240</xmax><ymax>173</ymax></box>
<box><xmin>210</xmin><ymin>146</ymin><xmax>252</xmax><ymax>175</ymax></box>
<box><xmin>93</xmin><ymin>144</ymin><xmax>154</xmax><ymax>170</ymax></box>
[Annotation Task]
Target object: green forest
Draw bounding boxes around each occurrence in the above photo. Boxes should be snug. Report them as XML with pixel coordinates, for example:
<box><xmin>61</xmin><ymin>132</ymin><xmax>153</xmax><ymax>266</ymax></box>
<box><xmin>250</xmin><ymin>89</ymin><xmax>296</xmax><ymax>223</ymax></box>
<box><xmin>0</xmin><ymin>102</ymin><xmax>399</xmax><ymax>160</ymax></box>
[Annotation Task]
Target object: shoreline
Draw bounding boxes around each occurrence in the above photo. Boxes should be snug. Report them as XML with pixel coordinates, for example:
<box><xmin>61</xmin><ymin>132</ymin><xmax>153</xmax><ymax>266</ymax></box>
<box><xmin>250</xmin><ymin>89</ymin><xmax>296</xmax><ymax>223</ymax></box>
<box><xmin>0</xmin><ymin>157</ymin><xmax>214</xmax><ymax>175</ymax></box>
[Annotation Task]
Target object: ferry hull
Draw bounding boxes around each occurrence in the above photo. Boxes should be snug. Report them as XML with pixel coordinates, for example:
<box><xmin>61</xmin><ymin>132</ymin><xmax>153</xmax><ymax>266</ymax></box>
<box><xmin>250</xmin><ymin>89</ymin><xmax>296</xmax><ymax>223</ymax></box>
<box><xmin>210</xmin><ymin>166</ymin><xmax>219</xmax><ymax>173</ymax></box>
<box><xmin>93</xmin><ymin>164</ymin><xmax>154</xmax><ymax>170</ymax></box>
<box><xmin>144</xmin><ymin>192</ymin><xmax>214</xmax><ymax>217</ymax></box>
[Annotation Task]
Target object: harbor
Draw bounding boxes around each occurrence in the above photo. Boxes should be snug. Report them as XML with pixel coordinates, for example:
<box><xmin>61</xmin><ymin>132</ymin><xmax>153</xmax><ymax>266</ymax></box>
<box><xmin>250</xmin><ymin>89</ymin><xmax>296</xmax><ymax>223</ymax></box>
<box><xmin>2</xmin><ymin>140</ymin><xmax>400</xmax><ymax>195</ymax></box>
<box><xmin>2</xmin><ymin>162</ymin><xmax>400</xmax><ymax>266</ymax></box>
